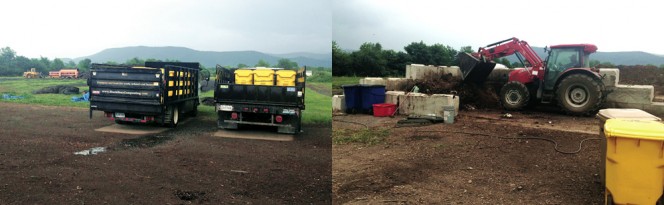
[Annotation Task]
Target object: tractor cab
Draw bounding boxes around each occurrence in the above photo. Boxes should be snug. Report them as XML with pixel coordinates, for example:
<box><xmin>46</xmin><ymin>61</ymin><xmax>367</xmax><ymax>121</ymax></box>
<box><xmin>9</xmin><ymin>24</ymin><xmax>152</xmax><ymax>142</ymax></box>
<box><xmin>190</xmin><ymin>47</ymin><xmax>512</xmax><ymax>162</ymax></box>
<box><xmin>543</xmin><ymin>44</ymin><xmax>597</xmax><ymax>90</ymax></box>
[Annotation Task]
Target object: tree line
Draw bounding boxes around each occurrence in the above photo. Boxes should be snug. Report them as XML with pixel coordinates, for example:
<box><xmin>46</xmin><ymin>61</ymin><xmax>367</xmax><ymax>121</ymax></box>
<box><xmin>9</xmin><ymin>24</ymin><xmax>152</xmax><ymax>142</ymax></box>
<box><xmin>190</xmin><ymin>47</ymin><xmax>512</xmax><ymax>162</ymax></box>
<box><xmin>0</xmin><ymin>47</ymin><xmax>93</xmax><ymax>76</ymax></box>
<box><xmin>332</xmin><ymin>41</ymin><xmax>515</xmax><ymax>77</ymax></box>
<box><xmin>0</xmin><ymin>46</ymin><xmax>322</xmax><ymax>76</ymax></box>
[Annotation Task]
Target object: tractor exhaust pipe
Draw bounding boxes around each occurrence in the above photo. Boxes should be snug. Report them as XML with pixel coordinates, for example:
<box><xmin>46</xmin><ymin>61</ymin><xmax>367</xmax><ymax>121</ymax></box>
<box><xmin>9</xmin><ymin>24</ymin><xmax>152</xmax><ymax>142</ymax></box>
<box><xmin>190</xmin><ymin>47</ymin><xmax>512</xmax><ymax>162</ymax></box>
<box><xmin>457</xmin><ymin>52</ymin><xmax>496</xmax><ymax>84</ymax></box>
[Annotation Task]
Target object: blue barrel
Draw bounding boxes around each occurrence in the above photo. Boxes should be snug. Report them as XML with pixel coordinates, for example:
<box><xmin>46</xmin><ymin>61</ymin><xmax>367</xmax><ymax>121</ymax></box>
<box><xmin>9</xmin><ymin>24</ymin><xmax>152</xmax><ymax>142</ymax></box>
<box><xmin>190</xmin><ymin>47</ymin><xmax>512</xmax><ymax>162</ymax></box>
<box><xmin>360</xmin><ymin>85</ymin><xmax>386</xmax><ymax>114</ymax></box>
<box><xmin>342</xmin><ymin>85</ymin><xmax>361</xmax><ymax>114</ymax></box>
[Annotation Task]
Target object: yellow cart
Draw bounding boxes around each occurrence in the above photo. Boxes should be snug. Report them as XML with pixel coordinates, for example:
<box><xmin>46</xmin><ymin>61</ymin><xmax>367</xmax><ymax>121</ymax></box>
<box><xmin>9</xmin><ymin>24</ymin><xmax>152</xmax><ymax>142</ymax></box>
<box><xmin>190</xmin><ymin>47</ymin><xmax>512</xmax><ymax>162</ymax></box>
<box><xmin>604</xmin><ymin>119</ymin><xmax>664</xmax><ymax>204</ymax></box>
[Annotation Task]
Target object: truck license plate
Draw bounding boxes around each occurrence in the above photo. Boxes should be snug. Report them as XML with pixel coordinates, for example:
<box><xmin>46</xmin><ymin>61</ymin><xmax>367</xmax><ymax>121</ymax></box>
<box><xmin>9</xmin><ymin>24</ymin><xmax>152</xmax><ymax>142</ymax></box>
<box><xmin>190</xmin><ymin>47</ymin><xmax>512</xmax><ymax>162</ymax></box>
<box><xmin>115</xmin><ymin>113</ymin><xmax>125</xmax><ymax>118</ymax></box>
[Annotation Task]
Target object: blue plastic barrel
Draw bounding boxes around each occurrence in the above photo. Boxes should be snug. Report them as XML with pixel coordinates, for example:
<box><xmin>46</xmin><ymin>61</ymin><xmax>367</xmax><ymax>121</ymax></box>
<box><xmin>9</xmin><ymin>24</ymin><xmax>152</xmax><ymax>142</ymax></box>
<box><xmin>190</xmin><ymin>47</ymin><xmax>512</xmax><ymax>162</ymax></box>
<box><xmin>360</xmin><ymin>85</ymin><xmax>386</xmax><ymax>114</ymax></box>
<box><xmin>342</xmin><ymin>85</ymin><xmax>361</xmax><ymax>114</ymax></box>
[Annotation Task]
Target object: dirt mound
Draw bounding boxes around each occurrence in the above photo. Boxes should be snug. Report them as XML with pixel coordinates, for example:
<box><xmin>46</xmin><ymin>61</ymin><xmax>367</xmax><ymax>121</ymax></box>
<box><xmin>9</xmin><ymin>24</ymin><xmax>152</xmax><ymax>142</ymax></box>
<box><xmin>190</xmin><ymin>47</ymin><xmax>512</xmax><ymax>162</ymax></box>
<box><xmin>32</xmin><ymin>85</ymin><xmax>80</xmax><ymax>94</ymax></box>
<box><xmin>617</xmin><ymin>65</ymin><xmax>664</xmax><ymax>95</ymax></box>
<box><xmin>397</xmin><ymin>71</ymin><xmax>500</xmax><ymax>109</ymax></box>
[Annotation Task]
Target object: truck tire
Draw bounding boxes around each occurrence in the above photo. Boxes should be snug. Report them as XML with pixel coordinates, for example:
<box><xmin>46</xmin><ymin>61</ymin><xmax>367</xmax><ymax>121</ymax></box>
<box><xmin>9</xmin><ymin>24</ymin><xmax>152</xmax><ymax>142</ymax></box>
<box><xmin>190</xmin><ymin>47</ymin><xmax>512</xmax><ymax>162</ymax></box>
<box><xmin>165</xmin><ymin>106</ymin><xmax>179</xmax><ymax>127</ymax></box>
<box><xmin>500</xmin><ymin>81</ymin><xmax>530</xmax><ymax>110</ymax></box>
<box><xmin>556</xmin><ymin>74</ymin><xmax>603</xmax><ymax>115</ymax></box>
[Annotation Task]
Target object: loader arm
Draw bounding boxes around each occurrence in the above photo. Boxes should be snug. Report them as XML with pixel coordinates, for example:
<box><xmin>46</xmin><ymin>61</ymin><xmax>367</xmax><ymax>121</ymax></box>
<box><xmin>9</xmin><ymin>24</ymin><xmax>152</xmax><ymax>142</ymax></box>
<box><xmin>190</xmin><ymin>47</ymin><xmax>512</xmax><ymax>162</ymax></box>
<box><xmin>458</xmin><ymin>37</ymin><xmax>545</xmax><ymax>84</ymax></box>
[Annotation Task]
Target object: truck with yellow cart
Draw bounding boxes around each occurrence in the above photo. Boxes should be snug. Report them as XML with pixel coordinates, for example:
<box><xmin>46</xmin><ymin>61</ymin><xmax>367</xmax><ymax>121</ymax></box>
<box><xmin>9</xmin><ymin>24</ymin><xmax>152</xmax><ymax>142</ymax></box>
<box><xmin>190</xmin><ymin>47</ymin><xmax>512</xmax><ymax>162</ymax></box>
<box><xmin>88</xmin><ymin>62</ymin><xmax>201</xmax><ymax>127</ymax></box>
<box><xmin>214</xmin><ymin>65</ymin><xmax>306</xmax><ymax>134</ymax></box>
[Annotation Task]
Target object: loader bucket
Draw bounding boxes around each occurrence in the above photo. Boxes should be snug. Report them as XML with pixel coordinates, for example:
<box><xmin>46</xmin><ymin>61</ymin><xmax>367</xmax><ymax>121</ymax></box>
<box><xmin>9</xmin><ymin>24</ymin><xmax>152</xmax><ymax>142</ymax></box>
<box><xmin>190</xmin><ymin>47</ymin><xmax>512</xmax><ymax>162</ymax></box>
<box><xmin>457</xmin><ymin>52</ymin><xmax>496</xmax><ymax>84</ymax></box>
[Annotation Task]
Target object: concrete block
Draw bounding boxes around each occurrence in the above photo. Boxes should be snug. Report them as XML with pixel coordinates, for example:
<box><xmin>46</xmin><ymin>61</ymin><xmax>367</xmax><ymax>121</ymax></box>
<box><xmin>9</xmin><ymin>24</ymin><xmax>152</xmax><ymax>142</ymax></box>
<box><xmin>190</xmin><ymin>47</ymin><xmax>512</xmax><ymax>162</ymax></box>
<box><xmin>386</xmin><ymin>78</ymin><xmax>407</xmax><ymax>91</ymax></box>
<box><xmin>644</xmin><ymin>102</ymin><xmax>664</xmax><ymax>117</ymax></box>
<box><xmin>359</xmin><ymin>77</ymin><xmax>386</xmax><ymax>86</ymax></box>
<box><xmin>386</xmin><ymin>91</ymin><xmax>405</xmax><ymax>105</ymax></box>
<box><xmin>599</xmin><ymin>68</ymin><xmax>619</xmax><ymax>87</ymax></box>
<box><xmin>407</xmin><ymin>64</ymin><xmax>461</xmax><ymax>79</ymax></box>
<box><xmin>333</xmin><ymin>95</ymin><xmax>345</xmax><ymax>114</ymax></box>
<box><xmin>442</xmin><ymin>66</ymin><xmax>462</xmax><ymax>78</ymax></box>
<box><xmin>486</xmin><ymin>68</ymin><xmax>510</xmax><ymax>83</ymax></box>
<box><xmin>606</xmin><ymin>84</ymin><xmax>654</xmax><ymax>104</ymax></box>
<box><xmin>399</xmin><ymin>93</ymin><xmax>459</xmax><ymax>117</ymax></box>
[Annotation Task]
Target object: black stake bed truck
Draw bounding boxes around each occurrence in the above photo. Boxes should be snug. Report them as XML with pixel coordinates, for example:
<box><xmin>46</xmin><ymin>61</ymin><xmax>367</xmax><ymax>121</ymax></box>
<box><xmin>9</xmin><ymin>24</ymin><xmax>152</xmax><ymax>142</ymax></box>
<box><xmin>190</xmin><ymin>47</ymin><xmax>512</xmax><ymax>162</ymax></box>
<box><xmin>214</xmin><ymin>65</ymin><xmax>306</xmax><ymax>134</ymax></box>
<box><xmin>88</xmin><ymin>62</ymin><xmax>201</xmax><ymax>127</ymax></box>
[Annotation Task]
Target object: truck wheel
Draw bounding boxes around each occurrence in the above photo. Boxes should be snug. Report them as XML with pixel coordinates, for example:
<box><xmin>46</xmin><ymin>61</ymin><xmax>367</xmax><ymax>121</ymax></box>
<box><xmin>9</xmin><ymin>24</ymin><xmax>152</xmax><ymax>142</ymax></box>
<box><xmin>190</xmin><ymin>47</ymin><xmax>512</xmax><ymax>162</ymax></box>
<box><xmin>166</xmin><ymin>106</ymin><xmax>179</xmax><ymax>127</ymax></box>
<box><xmin>500</xmin><ymin>81</ymin><xmax>530</xmax><ymax>110</ymax></box>
<box><xmin>556</xmin><ymin>74</ymin><xmax>603</xmax><ymax>115</ymax></box>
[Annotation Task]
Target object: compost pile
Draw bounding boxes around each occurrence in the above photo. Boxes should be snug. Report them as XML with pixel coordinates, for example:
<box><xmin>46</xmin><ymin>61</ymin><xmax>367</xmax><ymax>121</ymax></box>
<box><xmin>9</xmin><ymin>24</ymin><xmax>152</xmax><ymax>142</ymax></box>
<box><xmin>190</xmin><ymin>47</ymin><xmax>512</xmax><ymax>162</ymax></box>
<box><xmin>397</xmin><ymin>72</ymin><xmax>501</xmax><ymax>109</ymax></box>
<box><xmin>617</xmin><ymin>65</ymin><xmax>664</xmax><ymax>95</ymax></box>
<box><xmin>33</xmin><ymin>85</ymin><xmax>80</xmax><ymax>95</ymax></box>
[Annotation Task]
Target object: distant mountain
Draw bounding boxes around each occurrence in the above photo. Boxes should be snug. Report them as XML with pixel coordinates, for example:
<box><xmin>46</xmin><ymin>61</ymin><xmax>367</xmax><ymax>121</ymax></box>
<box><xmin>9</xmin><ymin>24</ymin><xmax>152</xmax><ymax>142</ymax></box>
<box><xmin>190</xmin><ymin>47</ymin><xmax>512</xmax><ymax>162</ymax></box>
<box><xmin>506</xmin><ymin>47</ymin><xmax>664</xmax><ymax>66</ymax></box>
<box><xmin>74</xmin><ymin>46</ymin><xmax>331</xmax><ymax>68</ymax></box>
<box><xmin>270</xmin><ymin>52</ymin><xmax>331</xmax><ymax>61</ymax></box>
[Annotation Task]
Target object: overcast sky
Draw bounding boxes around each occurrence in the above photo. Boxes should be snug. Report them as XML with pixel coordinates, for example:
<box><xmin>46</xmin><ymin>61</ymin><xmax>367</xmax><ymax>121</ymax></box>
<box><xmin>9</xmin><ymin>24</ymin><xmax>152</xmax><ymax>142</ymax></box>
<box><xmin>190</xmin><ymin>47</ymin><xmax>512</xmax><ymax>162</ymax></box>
<box><xmin>334</xmin><ymin>0</ymin><xmax>664</xmax><ymax>55</ymax></box>
<box><xmin>0</xmin><ymin>0</ymin><xmax>331</xmax><ymax>59</ymax></box>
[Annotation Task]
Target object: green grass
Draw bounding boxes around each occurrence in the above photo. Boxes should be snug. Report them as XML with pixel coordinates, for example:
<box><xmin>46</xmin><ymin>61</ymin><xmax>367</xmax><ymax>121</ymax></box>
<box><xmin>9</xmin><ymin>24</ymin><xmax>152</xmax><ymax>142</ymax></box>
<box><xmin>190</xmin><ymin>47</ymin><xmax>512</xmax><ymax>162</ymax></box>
<box><xmin>0</xmin><ymin>78</ymin><xmax>331</xmax><ymax>124</ymax></box>
<box><xmin>302</xmin><ymin>85</ymin><xmax>332</xmax><ymax>124</ymax></box>
<box><xmin>333</xmin><ymin>128</ymin><xmax>390</xmax><ymax>145</ymax></box>
<box><xmin>332</xmin><ymin>76</ymin><xmax>362</xmax><ymax>95</ymax></box>
<box><xmin>0</xmin><ymin>78</ymin><xmax>89</xmax><ymax>108</ymax></box>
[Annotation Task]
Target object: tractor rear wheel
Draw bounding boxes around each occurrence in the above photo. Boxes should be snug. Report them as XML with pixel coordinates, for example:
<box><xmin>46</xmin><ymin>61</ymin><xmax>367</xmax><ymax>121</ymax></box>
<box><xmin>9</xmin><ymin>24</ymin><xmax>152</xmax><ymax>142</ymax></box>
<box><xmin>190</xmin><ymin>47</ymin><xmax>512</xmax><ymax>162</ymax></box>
<box><xmin>500</xmin><ymin>81</ymin><xmax>530</xmax><ymax>110</ymax></box>
<box><xmin>556</xmin><ymin>74</ymin><xmax>603</xmax><ymax>115</ymax></box>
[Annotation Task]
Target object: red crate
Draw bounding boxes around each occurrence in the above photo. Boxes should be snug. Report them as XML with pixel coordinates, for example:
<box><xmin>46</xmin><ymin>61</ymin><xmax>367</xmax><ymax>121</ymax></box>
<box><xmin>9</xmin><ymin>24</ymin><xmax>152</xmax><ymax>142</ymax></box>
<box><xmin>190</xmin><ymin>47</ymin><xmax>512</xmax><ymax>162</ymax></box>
<box><xmin>373</xmin><ymin>103</ymin><xmax>396</xmax><ymax>117</ymax></box>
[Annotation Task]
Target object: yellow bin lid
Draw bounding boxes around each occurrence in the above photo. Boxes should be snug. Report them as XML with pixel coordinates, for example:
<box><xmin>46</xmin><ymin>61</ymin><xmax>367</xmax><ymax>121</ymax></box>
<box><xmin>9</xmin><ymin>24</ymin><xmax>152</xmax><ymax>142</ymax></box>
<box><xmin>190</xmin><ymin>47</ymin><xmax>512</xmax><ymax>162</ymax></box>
<box><xmin>604</xmin><ymin>119</ymin><xmax>664</xmax><ymax>140</ymax></box>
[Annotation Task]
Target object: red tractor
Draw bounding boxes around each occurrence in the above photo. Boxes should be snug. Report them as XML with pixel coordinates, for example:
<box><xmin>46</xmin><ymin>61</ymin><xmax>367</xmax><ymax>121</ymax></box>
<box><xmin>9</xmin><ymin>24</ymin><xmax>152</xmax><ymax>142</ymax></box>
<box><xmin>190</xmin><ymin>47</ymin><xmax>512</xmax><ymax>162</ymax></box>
<box><xmin>458</xmin><ymin>37</ymin><xmax>606</xmax><ymax>115</ymax></box>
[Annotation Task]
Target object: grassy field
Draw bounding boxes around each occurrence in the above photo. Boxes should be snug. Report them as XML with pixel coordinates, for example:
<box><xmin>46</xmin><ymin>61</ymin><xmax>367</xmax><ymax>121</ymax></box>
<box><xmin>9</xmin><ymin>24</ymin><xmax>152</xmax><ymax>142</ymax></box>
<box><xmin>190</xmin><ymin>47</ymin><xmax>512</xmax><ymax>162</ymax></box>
<box><xmin>0</xmin><ymin>78</ymin><xmax>331</xmax><ymax>124</ymax></box>
<box><xmin>0</xmin><ymin>78</ymin><xmax>89</xmax><ymax>108</ymax></box>
<box><xmin>332</xmin><ymin>76</ymin><xmax>361</xmax><ymax>95</ymax></box>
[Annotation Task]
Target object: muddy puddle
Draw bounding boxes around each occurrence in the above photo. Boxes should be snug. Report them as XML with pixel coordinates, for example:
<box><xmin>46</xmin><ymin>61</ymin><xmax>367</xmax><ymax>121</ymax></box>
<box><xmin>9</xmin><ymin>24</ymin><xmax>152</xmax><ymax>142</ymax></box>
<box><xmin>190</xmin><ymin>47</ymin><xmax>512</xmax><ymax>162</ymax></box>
<box><xmin>74</xmin><ymin>135</ymin><xmax>175</xmax><ymax>156</ymax></box>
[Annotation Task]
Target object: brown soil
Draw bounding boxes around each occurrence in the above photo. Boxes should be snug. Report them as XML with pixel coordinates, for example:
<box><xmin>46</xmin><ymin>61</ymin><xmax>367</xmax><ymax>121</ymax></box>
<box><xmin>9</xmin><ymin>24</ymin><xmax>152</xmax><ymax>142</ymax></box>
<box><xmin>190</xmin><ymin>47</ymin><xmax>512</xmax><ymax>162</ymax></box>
<box><xmin>617</xmin><ymin>65</ymin><xmax>664</xmax><ymax>95</ymax></box>
<box><xmin>0</xmin><ymin>102</ymin><xmax>331</xmax><ymax>204</ymax></box>
<box><xmin>397</xmin><ymin>72</ymin><xmax>500</xmax><ymax>109</ymax></box>
<box><xmin>333</xmin><ymin>109</ymin><xmax>606</xmax><ymax>204</ymax></box>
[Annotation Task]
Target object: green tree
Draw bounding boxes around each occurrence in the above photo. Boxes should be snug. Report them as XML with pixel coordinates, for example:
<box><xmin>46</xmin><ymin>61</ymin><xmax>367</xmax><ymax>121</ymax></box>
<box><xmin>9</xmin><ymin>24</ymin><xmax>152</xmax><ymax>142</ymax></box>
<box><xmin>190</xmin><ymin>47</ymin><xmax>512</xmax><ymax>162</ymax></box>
<box><xmin>255</xmin><ymin>59</ymin><xmax>270</xmax><ymax>67</ymax></box>
<box><xmin>66</xmin><ymin>60</ymin><xmax>76</xmax><ymax>68</ymax></box>
<box><xmin>77</xmin><ymin>58</ymin><xmax>92</xmax><ymax>71</ymax></box>
<box><xmin>404</xmin><ymin>41</ymin><xmax>457</xmax><ymax>66</ymax></box>
<box><xmin>459</xmin><ymin>46</ymin><xmax>473</xmax><ymax>53</ymax></box>
<box><xmin>237</xmin><ymin>63</ymin><xmax>249</xmax><ymax>68</ymax></box>
<box><xmin>40</xmin><ymin>57</ymin><xmax>52</xmax><ymax>71</ymax></box>
<box><xmin>332</xmin><ymin>41</ymin><xmax>352</xmax><ymax>76</ymax></box>
<box><xmin>51</xmin><ymin>58</ymin><xmax>65</xmax><ymax>70</ymax></box>
<box><xmin>350</xmin><ymin>42</ymin><xmax>386</xmax><ymax>76</ymax></box>
<box><xmin>600</xmin><ymin>61</ymin><xmax>615</xmax><ymax>68</ymax></box>
<box><xmin>125</xmin><ymin>57</ymin><xmax>144</xmax><ymax>66</ymax></box>
<box><xmin>589</xmin><ymin>59</ymin><xmax>601</xmax><ymax>67</ymax></box>
<box><xmin>276</xmin><ymin>58</ymin><xmax>298</xmax><ymax>69</ymax></box>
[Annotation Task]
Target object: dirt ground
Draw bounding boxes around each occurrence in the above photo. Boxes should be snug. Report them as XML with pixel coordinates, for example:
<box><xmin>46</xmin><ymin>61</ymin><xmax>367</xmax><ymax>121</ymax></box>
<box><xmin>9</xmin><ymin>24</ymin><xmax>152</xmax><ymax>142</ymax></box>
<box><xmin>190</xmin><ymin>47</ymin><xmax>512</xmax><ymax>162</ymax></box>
<box><xmin>332</xmin><ymin>106</ymin><xmax>658</xmax><ymax>204</ymax></box>
<box><xmin>0</xmin><ymin>102</ymin><xmax>331</xmax><ymax>204</ymax></box>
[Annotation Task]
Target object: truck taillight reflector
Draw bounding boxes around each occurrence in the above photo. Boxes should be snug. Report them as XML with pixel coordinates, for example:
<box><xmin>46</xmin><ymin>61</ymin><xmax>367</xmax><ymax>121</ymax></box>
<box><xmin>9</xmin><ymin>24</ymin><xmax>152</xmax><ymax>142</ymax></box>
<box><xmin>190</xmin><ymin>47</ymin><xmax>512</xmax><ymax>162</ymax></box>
<box><xmin>231</xmin><ymin>112</ymin><xmax>238</xmax><ymax>120</ymax></box>
<box><xmin>263</xmin><ymin>108</ymin><xmax>269</xmax><ymax>113</ymax></box>
<box><xmin>275</xmin><ymin>115</ymin><xmax>283</xmax><ymax>123</ymax></box>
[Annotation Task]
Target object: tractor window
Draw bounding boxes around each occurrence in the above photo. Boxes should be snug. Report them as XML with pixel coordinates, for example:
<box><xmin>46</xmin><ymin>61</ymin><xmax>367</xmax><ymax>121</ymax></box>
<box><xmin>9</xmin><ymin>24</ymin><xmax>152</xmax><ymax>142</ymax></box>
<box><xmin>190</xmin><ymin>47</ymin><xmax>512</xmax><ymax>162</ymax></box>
<box><xmin>547</xmin><ymin>48</ymin><xmax>581</xmax><ymax>72</ymax></box>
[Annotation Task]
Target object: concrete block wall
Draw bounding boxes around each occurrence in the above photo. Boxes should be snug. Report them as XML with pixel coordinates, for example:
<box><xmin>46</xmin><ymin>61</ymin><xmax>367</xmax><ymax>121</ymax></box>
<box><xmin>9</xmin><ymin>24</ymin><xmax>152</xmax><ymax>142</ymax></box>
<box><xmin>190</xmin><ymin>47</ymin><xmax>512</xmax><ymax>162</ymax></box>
<box><xmin>386</xmin><ymin>78</ymin><xmax>407</xmax><ymax>91</ymax></box>
<box><xmin>606</xmin><ymin>85</ymin><xmax>654</xmax><ymax>105</ymax></box>
<box><xmin>359</xmin><ymin>77</ymin><xmax>386</xmax><ymax>86</ymax></box>
<box><xmin>397</xmin><ymin>93</ymin><xmax>459</xmax><ymax>117</ymax></box>
<box><xmin>599</xmin><ymin>68</ymin><xmax>619</xmax><ymax>88</ymax></box>
<box><xmin>406</xmin><ymin>64</ymin><xmax>461</xmax><ymax>80</ymax></box>
<box><xmin>333</xmin><ymin>95</ymin><xmax>345</xmax><ymax>114</ymax></box>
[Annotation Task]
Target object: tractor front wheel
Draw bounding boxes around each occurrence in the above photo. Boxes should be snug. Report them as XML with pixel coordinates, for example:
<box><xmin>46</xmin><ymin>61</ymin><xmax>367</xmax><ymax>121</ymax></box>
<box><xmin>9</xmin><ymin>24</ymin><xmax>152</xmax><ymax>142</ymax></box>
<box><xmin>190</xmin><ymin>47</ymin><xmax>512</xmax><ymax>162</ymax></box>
<box><xmin>500</xmin><ymin>81</ymin><xmax>530</xmax><ymax>110</ymax></box>
<box><xmin>556</xmin><ymin>74</ymin><xmax>603</xmax><ymax>115</ymax></box>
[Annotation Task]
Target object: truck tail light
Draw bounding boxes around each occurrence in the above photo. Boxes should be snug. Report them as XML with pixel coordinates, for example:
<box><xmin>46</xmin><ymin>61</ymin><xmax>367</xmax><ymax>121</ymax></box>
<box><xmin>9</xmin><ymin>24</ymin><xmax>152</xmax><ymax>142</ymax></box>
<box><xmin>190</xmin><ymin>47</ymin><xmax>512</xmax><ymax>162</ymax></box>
<box><xmin>231</xmin><ymin>112</ymin><xmax>238</xmax><ymax>120</ymax></box>
<box><xmin>263</xmin><ymin>108</ymin><xmax>269</xmax><ymax>113</ymax></box>
<box><xmin>275</xmin><ymin>115</ymin><xmax>283</xmax><ymax>123</ymax></box>
<box><xmin>253</xmin><ymin>108</ymin><xmax>258</xmax><ymax>113</ymax></box>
